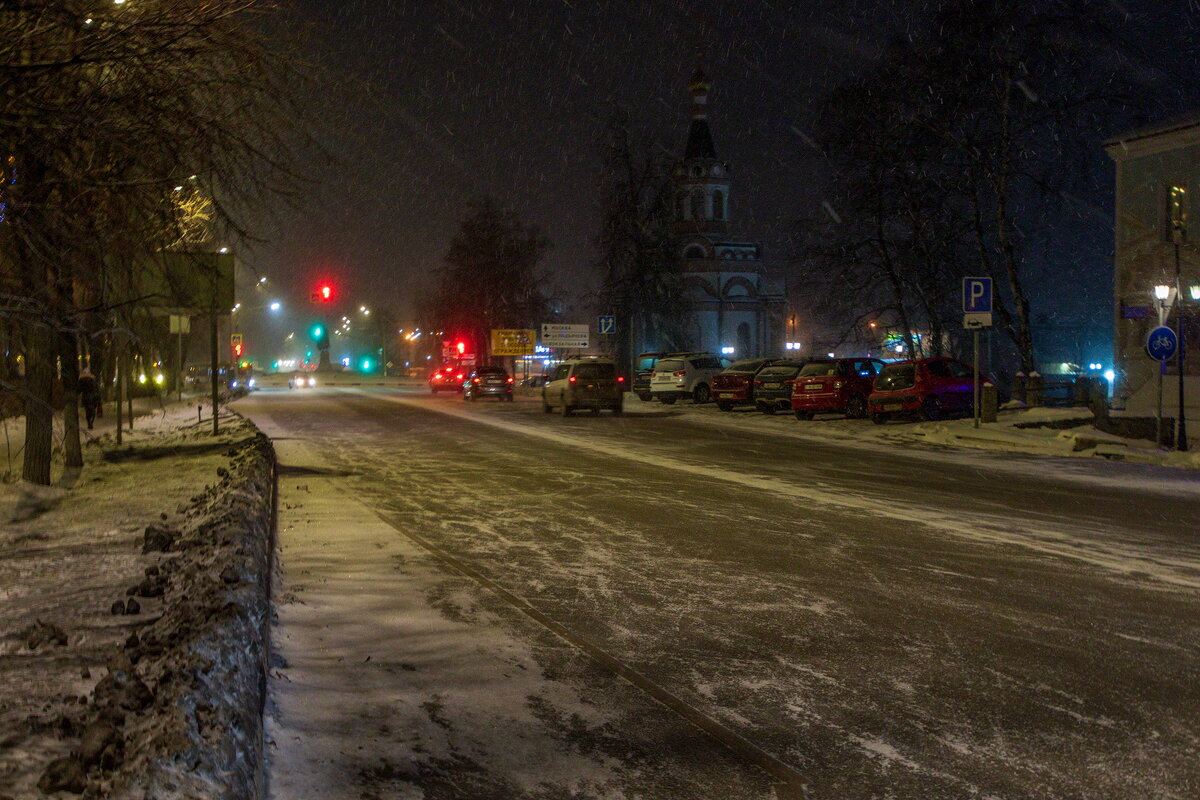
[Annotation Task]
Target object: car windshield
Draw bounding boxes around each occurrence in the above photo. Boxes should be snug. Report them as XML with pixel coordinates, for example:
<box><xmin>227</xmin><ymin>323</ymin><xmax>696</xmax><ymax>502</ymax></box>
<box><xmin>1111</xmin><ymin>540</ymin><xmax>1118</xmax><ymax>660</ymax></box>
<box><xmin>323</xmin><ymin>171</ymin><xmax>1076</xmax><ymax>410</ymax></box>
<box><xmin>798</xmin><ymin>361</ymin><xmax>839</xmax><ymax>377</ymax></box>
<box><xmin>726</xmin><ymin>359</ymin><xmax>767</xmax><ymax>373</ymax></box>
<box><xmin>574</xmin><ymin>363</ymin><xmax>615</xmax><ymax>379</ymax></box>
<box><xmin>655</xmin><ymin>359</ymin><xmax>684</xmax><ymax>372</ymax></box>
<box><xmin>876</xmin><ymin>364</ymin><xmax>915</xmax><ymax>390</ymax></box>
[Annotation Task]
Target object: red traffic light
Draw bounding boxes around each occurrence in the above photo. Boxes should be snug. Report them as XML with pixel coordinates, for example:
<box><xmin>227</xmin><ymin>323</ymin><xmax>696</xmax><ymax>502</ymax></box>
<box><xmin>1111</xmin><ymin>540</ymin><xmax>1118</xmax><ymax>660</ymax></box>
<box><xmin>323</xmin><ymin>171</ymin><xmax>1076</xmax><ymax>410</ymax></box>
<box><xmin>311</xmin><ymin>283</ymin><xmax>334</xmax><ymax>303</ymax></box>
<box><xmin>233</xmin><ymin>342</ymin><xmax>244</xmax><ymax>358</ymax></box>
<box><xmin>456</xmin><ymin>341</ymin><xmax>466</xmax><ymax>355</ymax></box>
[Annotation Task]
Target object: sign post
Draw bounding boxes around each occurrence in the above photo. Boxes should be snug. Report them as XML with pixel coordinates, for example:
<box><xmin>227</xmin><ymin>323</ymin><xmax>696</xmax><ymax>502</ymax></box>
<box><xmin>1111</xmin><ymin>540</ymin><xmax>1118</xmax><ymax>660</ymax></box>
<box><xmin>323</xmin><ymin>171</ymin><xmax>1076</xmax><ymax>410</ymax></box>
<box><xmin>1146</xmin><ymin>325</ymin><xmax>1179</xmax><ymax>447</ymax></box>
<box><xmin>962</xmin><ymin>277</ymin><xmax>993</xmax><ymax>428</ymax></box>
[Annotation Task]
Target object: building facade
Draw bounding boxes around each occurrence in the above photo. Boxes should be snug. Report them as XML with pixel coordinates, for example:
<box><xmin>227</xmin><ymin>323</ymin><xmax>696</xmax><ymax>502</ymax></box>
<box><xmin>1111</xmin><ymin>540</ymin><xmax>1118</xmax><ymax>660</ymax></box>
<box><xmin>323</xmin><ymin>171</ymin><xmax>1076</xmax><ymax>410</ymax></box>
<box><xmin>668</xmin><ymin>70</ymin><xmax>784</xmax><ymax>359</ymax></box>
<box><xmin>1104</xmin><ymin>116</ymin><xmax>1200</xmax><ymax>429</ymax></box>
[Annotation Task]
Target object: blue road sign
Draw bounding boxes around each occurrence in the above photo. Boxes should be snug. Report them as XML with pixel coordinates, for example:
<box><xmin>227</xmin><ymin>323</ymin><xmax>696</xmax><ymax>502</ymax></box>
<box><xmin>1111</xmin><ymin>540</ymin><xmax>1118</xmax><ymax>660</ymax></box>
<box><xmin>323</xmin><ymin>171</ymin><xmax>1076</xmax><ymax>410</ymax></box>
<box><xmin>1146</xmin><ymin>325</ymin><xmax>1179</xmax><ymax>361</ymax></box>
<box><xmin>598</xmin><ymin>314</ymin><xmax>616</xmax><ymax>335</ymax></box>
<box><xmin>963</xmin><ymin>277</ymin><xmax>993</xmax><ymax>313</ymax></box>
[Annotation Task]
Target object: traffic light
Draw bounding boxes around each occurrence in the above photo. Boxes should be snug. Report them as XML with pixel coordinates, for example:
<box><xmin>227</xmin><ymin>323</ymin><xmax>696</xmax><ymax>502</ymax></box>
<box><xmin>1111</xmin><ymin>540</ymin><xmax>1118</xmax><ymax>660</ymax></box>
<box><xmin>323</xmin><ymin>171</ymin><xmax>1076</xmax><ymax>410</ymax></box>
<box><xmin>310</xmin><ymin>323</ymin><xmax>324</xmax><ymax>340</ymax></box>
<box><xmin>232</xmin><ymin>342</ymin><xmax>244</xmax><ymax>359</ymax></box>
<box><xmin>311</xmin><ymin>283</ymin><xmax>334</xmax><ymax>303</ymax></box>
<box><xmin>456</xmin><ymin>341</ymin><xmax>466</xmax><ymax>355</ymax></box>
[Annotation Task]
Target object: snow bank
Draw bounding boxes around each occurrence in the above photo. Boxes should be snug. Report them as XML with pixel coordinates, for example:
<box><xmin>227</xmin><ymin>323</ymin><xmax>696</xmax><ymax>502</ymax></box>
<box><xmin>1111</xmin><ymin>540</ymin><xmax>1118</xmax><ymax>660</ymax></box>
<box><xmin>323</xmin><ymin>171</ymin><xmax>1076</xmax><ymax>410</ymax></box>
<box><xmin>0</xmin><ymin>411</ymin><xmax>276</xmax><ymax>800</ymax></box>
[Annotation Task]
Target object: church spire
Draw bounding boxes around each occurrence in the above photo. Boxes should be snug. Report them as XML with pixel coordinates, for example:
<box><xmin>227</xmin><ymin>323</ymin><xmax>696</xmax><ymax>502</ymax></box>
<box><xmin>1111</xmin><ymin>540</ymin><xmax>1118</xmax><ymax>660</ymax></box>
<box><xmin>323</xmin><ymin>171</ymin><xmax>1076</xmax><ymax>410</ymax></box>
<box><xmin>684</xmin><ymin>68</ymin><xmax>716</xmax><ymax>160</ymax></box>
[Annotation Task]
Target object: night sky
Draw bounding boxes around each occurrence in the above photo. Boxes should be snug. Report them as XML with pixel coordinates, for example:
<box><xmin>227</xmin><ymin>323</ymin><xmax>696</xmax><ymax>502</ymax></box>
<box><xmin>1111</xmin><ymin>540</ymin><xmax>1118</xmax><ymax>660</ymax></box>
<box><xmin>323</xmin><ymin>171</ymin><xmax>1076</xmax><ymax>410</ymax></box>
<box><xmin>250</xmin><ymin>0</ymin><xmax>1200</xmax><ymax>347</ymax></box>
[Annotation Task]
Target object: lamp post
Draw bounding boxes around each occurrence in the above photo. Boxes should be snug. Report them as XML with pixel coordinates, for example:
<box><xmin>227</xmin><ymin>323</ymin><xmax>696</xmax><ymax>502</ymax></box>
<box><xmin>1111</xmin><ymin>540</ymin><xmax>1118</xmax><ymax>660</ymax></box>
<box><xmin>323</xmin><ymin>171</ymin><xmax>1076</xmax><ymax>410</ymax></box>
<box><xmin>1172</xmin><ymin>214</ymin><xmax>1193</xmax><ymax>451</ymax></box>
<box><xmin>1154</xmin><ymin>283</ymin><xmax>1172</xmax><ymax>448</ymax></box>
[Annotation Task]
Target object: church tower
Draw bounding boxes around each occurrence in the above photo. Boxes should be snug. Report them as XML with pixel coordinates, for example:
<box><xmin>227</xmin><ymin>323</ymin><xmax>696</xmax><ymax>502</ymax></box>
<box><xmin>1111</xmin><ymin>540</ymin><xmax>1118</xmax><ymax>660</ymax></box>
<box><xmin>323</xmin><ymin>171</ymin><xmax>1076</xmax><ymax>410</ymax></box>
<box><xmin>674</xmin><ymin>69</ymin><xmax>731</xmax><ymax>237</ymax></box>
<box><xmin>668</xmin><ymin>69</ymin><xmax>783</xmax><ymax>359</ymax></box>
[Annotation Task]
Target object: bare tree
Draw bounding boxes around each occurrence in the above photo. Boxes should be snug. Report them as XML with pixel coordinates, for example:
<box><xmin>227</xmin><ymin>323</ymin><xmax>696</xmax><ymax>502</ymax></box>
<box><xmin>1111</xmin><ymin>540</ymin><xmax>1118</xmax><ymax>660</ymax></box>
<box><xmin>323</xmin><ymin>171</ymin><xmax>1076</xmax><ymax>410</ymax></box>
<box><xmin>1</xmin><ymin>0</ymin><xmax>311</xmax><ymax>483</ymax></box>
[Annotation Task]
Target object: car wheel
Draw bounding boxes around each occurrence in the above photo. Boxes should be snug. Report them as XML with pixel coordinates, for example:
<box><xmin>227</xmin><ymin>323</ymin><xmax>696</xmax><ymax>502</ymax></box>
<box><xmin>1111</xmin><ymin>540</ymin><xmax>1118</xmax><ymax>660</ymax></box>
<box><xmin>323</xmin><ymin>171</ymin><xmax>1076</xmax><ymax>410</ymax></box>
<box><xmin>506</xmin><ymin>394</ymin><xmax>514</xmax><ymax>402</ymax></box>
<box><xmin>561</xmin><ymin>403</ymin><xmax>572</xmax><ymax>417</ymax></box>
<box><xmin>637</xmin><ymin>392</ymin><xmax>652</xmax><ymax>402</ymax></box>
<box><xmin>761</xmin><ymin>403</ymin><xmax>776</xmax><ymax>415</ymax></box>
<box><xmin>920</xmin><ymin>395</ymin><xmax>941</xmax><ymax>421</ymax></box>
<box><xmin>717</xmin><ymin>402</ymin><xmax>733</xmax><ymax>412</ymax></box>
<box><xmin>692</xmin><ymin>384</ymin><xmax>710</xmax><ymax>404</ymax></box>
<box><xmin>659</xmin><ymin>396</ymin><xmax>677</xmax><ymax>405</ymax></box>
<box><xmin>542</xmin><ymin>401</ymin><xmax>552</xmax><ymax>413</ymax></box>
<box><xmin>612</xmin><ymin>404</ymin><xmax>623</xmax><ymax>416</ymax></box>
<box><xmin>846</xmin><ymin>394</ymin><xmax>867</xmax><ymax>419</ymax></box>
<box><xmin>430</xmin><ymin>387</ymin><xmax>437</xmax><ymax>393</ymax></box>
<box><xmin>871</xmin><ymin>411</ymin><xmax>889</xmax><ymax>425</ymax></box>
<box><xmin>794</xmin><ymin>410</ymin><xmax>813</xmax><ymax>420</ymax></box>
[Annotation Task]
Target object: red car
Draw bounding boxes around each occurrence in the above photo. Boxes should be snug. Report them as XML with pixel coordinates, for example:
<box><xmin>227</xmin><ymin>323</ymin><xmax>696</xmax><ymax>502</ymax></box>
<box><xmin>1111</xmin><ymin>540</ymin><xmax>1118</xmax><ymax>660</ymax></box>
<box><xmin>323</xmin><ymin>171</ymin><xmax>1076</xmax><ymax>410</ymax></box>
<box><xmin>867</xmin><ymin>357</ymin><xmax>989</xmax><ymax>423</ymax></box>
<box><xmin>428</xmin><ymin>364</ymin><xmax>465</xmax><ymax>393</ymax></box>
<box><xmin>791</xmin><ymin>358</ymin><xmax>886</xmax><ymax>419</ymax></box>
<box><xmin>712</xmin><ymin>358</ymin><xmax>777</xmax><ymax>411</ymax></box>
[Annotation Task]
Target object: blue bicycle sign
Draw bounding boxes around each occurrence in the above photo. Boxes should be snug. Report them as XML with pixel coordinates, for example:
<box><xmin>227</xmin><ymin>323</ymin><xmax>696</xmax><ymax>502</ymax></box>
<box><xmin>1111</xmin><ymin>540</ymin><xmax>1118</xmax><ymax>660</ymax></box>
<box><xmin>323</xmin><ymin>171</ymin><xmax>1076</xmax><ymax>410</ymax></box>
<box><xmin>1145</xmin><ymin>325</ymin><xmax>1179</xmax><ymax>362</ymax></box>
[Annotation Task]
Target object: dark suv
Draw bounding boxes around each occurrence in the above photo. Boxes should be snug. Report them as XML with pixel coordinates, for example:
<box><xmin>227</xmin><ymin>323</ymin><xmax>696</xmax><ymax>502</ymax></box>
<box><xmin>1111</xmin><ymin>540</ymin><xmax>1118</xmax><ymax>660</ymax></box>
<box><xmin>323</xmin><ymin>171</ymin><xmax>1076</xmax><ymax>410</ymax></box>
<box><xmin>463</xmin><ymin>365</ymin><xmax>514</xmax><ymax>401</ymax></box>
<box><xmin>632</xmin><ymin>352</ymin><xmax>672</xmax><ymax>401</ymax></box>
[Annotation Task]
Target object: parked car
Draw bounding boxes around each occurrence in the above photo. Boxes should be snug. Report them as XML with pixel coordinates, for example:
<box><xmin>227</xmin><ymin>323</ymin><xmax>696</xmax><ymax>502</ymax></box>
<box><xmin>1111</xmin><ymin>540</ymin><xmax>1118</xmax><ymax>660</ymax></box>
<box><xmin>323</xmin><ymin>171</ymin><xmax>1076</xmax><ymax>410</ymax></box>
<box><xmin>790</xmin><ymin>358</ymin><xmax>886</xmax><ymax>419</ymax></box>
<box><xmin>868</xmin><ymin>357</ymin><xmax>988</xmax><ymax>423</ymax></box>
<box><xmin>632</xmin><ymin>351</ymin><xmax>673</xmax><ymax>401</ymax></box>
<box><xmin>428</xmin><ymin>364</ymin><xmax>465</xmax><ymax>393</ymax></box>
<box><xmin>754</xmin><ymin>361</ymin><xmax>806</xmax><ymax>413</ymax></box>
<box><xmin>649</xmin><ymin>352</ymin><xmax>725</xmax><ymax>404</ymax></box>
<box><xmin>542</xmin><ymin>357</ymin><xmax>624</xmax><ymax>416</ymax></box>
<box><xmin>463</xmin><ymin>365</ymin><xmax>514</xmax><ymax>401</ymax></box>
<box><xmin>712</xmin><ymin>358</ymin><xmax>777</xmax><ymax>411</ymax></box>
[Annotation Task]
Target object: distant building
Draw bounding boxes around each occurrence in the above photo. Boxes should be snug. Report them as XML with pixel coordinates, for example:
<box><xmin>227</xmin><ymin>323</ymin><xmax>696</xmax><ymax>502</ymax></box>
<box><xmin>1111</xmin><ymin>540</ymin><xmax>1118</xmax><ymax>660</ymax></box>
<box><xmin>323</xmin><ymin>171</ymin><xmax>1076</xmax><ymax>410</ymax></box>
<box><xmin>668</xmin><ymin>70</ymin><xmax>785</xmax><ymax>359</ymax></box>
<box><xmin>1104</xmin><ymin>116</ymin><xmax>1200</xmax><ymax>426</ymax></box>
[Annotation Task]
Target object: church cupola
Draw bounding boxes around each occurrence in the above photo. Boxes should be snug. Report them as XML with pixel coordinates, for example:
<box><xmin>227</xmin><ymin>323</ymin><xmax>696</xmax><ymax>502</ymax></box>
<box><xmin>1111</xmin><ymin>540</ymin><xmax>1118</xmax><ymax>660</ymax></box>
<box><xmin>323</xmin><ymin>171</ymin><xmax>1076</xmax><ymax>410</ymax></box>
<box><xmin>675</xmin><ymin>68</ymin><xmax>731</xmax><ymax>233</ymax></box>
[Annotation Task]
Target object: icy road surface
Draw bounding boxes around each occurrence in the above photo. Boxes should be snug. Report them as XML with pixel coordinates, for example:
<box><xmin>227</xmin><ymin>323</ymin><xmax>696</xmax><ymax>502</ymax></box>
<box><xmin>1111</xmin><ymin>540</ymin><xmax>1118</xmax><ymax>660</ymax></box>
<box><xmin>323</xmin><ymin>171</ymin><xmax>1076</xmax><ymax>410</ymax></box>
<box><xmin>237</xmin><ymin>386</ymin><xmax>1200</xmax><ymax>800</ymax></box>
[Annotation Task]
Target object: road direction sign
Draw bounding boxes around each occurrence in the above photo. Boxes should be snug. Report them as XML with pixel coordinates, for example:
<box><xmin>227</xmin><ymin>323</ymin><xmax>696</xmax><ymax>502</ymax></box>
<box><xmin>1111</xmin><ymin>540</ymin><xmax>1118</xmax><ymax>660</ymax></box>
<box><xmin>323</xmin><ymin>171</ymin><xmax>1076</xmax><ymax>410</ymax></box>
<box><xmin>963</xmin><ymin>277</ymin><xmax>993</xmax><ymax>313</ymax></box>
<box><xmin>1146</xmin><ymin>325</ymin><xmax>1179</xmax><ymax>361</ymax></box>
<box><xmin>541</xmin><ymin>323</ymin><xmax>589</xmax><ymax>349</ymax></box>
<box><xmin>598</xmin><ymin>315</ymin><xmax>616</xmax><ymax>335</ymax></box>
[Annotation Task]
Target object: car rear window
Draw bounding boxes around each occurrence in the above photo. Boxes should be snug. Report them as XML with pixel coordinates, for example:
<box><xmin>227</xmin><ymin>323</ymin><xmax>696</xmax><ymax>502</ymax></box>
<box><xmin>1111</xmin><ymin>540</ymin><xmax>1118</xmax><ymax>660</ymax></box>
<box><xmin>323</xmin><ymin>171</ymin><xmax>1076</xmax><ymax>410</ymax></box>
<box><xmin>637</xmin><ymin>356</ymin><xmax>660</xmax><ymax>370</ymax></box>
<box><xmin>760</xmin><ymin>365</ymin><xmax>800</xmax><ymax>378</ymax></box>
<box><xmin>656</xmin><ymin>359</ymin><xmax>684</xmax><ymax>372</ymax></box>
<box><xmin>726</xmin><ymin>359</ymin><xmax>766</xmax><ymax>373</ymax></box>
<box><xmin>573</xmin><ymin>363</ymin><xmax>615</xmax><ymax>379</ymax></box>
<box><xmin>477</xmin><ymin>367</ymin><xmax>506</xmax><ymax>375</ymax></box>
<box><xmin>876</xmin><ymin>364</ymin><xmax>915</xmax><ymax>390</ymax></box>
<box><xmin>798</xmin><ymin>361</ymin><xmax>839</xmax><ymax>377</ymax></box>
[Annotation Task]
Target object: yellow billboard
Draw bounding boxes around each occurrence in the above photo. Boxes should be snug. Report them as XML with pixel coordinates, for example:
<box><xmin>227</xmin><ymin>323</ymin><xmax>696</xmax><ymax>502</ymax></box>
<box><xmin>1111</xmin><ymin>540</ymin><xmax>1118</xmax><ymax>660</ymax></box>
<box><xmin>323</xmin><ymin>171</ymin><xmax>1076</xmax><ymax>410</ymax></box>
<box><xmin>491</xmin><ymin>329</ymin><xmax>537</xmax><ymax>356</ymax></box>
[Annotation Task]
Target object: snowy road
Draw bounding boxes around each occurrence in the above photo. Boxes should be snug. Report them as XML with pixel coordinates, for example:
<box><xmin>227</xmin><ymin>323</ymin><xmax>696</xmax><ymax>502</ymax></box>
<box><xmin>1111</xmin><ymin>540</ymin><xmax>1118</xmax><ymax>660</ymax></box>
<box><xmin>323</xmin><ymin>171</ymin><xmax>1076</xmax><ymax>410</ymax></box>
<box><xmin>237</xmin><ymin>386</ymin><xmax>1200</xmax><ymax>800</ymax></box>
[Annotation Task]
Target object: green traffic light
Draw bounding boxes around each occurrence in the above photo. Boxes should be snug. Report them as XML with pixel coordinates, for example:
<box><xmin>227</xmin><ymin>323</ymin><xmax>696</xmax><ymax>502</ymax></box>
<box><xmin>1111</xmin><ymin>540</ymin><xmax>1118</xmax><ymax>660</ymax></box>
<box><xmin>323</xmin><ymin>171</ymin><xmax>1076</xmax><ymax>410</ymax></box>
<box><xmin>310</xmin><ymin>324</ymin><xmax>324</xmax><ymax>340</ymax></box>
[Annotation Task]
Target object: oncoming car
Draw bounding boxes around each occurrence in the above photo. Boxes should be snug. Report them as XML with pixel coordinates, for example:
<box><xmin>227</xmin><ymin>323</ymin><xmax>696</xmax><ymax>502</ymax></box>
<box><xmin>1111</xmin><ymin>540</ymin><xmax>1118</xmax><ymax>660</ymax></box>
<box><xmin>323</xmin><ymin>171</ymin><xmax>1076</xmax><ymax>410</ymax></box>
<box><xmin>288</xmin><ymin>373</ymin><xmax>317</xmax><ymax>389</ymax></box>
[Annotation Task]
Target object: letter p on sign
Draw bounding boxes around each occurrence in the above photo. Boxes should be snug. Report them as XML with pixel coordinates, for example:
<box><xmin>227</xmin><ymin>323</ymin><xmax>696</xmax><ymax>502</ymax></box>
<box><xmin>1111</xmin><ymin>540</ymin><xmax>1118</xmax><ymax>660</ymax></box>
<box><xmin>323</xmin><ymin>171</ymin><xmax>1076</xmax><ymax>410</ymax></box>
<box><xmin>963</xmin><ymin>277</ymin><xmax>993</xmax><ymax>313</ymax></box>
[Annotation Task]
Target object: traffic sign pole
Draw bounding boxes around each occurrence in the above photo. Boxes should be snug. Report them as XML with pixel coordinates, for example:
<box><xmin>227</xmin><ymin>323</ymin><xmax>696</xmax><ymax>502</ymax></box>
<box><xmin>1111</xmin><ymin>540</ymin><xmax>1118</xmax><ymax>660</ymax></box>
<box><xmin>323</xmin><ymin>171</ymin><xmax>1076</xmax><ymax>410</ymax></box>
<box><xmin>974</xmin><ymin>330</ymin><xmax>981</xmax><ymax>429</ymax></box>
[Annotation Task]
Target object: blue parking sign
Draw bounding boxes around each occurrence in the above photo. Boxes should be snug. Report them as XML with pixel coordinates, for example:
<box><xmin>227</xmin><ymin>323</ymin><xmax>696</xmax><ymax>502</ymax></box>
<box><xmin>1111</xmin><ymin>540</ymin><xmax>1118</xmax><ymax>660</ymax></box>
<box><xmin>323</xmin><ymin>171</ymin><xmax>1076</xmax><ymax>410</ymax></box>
<box><xmin>1146</xmin><ymin>325</ymin><xmax>1178</xmax><ymax>361</ymax></box>
<box><xmin>963</xmin><ymin>277</ymin><xmax>993</xmax><ymax>313</ymax></box>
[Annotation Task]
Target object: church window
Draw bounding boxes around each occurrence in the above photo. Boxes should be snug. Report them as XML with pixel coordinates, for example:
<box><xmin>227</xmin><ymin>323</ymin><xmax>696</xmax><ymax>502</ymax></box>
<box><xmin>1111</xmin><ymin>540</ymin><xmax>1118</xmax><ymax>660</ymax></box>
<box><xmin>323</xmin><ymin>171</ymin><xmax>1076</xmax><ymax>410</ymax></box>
<box><xmin>690</xmin><ymin>190</ymin><xmax>705</xmax><ymax>220</ymax></box>
<box><xmin>691</xmin><ymin>166</ymin><xmax>703</xmax><ymax>177</ymax></box>
<box><xmin>677</xmin><ymin>193</ymin><xmax>687</xmax><ymax>220</ymax></box>
<box><xmin>684</xmin><ymin>245</ymin><xmax>706</xmax><ymax>259</ymax></box>
<box><xmin>712</xmin><ymin>190</ymin><xmax>725</xmax><ymax>221</ymax></box>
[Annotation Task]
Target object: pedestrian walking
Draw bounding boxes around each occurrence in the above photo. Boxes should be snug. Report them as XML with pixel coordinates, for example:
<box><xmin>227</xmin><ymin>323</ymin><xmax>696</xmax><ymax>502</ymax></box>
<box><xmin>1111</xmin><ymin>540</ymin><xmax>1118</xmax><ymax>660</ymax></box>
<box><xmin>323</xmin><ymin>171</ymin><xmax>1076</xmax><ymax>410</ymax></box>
<box><xmin>79</xmin><ymin>369</ymin><xmax>101</xmax><ymax>430</ymax></box>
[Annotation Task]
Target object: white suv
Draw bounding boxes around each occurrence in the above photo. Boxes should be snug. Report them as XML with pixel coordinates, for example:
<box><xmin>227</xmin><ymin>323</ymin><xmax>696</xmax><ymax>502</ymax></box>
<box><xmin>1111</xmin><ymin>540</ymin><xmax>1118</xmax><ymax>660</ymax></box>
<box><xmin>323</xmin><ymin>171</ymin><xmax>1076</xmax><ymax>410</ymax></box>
<box><xmin>649</xmin><ymin>353</ymin><xmax>726</xmax><ymax>404</ymax></box>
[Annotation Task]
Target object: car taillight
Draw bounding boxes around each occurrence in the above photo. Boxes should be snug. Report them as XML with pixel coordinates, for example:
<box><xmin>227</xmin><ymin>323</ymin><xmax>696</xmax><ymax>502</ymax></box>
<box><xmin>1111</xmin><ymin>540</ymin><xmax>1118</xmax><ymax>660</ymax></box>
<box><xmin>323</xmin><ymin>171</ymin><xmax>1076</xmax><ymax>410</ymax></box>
<box><xmin>754</xmin><ymin>379</ymin><xmax>763</xmax><ymax>386</ymax></box>
<box><xmin>457</xmin><ymin>374</ymin><xmax>464</xmax><ymax>380</ymax></box>
<box><xmin>433</xmin><ymin>374</ymin><xmax>442</xmax><ymax>381</ymax></box>
<box><xmin>473</xmin><ymin>378</ymin><xmax>481</xmax><ymax>384</ymax></box>
<box><xmin>569</xmin><ymin>376</ymin><xmax>577</xmax><ymax>383</ymax></box>
<box><xmin>673</xmin><ymin>370</ymin><xmax>685</xmax><ymax>377</ymax></box>
<box><xmin>617</xmin><ymin>376</ymin><xmax>624</xmax><ymax>383</ymax></box>
<box><xmin>507</xmin><ymin>377</ymin><xmax>514</xmax><ymax>383</ymax></box>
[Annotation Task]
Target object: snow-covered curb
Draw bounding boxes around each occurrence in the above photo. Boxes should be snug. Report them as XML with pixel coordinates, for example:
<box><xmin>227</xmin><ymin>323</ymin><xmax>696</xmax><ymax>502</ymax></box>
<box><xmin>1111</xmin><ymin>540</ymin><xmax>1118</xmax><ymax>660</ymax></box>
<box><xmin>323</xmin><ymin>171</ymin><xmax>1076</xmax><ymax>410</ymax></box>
<box><xmin>103</xmin><ymin>424</ymin><xmax>276</xmax><ymax>799</ymax></box>
<box><xmin>20</xmin><ymin>417</ymin><xmax>278</xmax><ymax>800</ymax></box>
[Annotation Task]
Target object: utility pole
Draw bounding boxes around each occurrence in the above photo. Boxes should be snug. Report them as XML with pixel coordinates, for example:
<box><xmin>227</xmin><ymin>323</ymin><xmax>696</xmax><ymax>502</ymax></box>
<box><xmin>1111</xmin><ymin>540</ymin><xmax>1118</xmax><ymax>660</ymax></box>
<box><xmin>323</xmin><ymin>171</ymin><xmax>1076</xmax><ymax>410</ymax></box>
<box><xmin>1175</xmin><ymin>237</ymin><xmax>1189</xmax><ymax>451</ymax></box>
